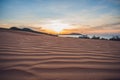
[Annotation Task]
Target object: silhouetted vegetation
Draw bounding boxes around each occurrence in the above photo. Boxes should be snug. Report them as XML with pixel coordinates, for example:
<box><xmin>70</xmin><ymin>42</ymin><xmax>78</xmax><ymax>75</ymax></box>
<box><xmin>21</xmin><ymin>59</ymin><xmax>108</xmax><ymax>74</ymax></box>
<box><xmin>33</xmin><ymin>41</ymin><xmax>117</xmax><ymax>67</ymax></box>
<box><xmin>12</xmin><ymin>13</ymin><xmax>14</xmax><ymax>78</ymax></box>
<box><xmin>10</xmin><ymin>27</ymin><xmax>35</xmax><ymax>32</ymax></box>
<box><xmin>109</xmin><ymin>36</ymin><xmax>120</xmax><ymax>41</ymax></box>
<box><xmin>9</xmin><ymin>27</ymin><xmax>57</xmax><ymax>36</ymax></box>
<box><xmin>21</xmin><ymin>28</ymin><xmax>33</xmax><ymax>32</ymax></box>
<box><xmin>100</xmin><ymin>38</ymin><xmax>108</xmax><ymax>40</ymax></box>
<box><xmin>91</xmin><ymin>35</ymin><xmax>100</xmax><ymax>39</ymax></box>
<box><xmin>79</xmin><ymin>35</ymin><xmax>90</xmax><ymax>39</ymax></box>
<box><xmin>10</xmin><ymin>27</ymin><xmax>21</xmax><ymax>30</ymax></box>
<box><xmin>69</xmin><ymin>33</ymin><xmax>82</xmax><ymax>35</ymax></box>
<box><xmin>1</xmin><ymin>27</ymin><xmax>120</xmax><ymax>41</ymax></box>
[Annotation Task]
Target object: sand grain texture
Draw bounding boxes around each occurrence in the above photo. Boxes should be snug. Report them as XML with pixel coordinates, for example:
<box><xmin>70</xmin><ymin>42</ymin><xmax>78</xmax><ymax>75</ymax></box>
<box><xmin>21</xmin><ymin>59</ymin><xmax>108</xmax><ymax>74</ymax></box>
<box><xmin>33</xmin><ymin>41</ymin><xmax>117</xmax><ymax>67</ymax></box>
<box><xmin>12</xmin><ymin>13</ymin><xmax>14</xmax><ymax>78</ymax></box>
<box><xmin>0</xmin><ymin>29</ymin><xmax>120</xmax><ymax>80</ymax></box>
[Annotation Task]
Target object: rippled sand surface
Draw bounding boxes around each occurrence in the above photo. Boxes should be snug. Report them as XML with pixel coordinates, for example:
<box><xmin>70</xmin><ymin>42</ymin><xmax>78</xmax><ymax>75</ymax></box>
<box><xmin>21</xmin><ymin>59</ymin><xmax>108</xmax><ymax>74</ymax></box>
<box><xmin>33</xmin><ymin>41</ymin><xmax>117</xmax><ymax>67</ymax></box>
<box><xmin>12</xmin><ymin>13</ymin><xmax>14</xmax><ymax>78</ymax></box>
<box><xmin>0</xmin><ymin>29</ymin><xmax>120</xmax><ymax>80</ymax></box>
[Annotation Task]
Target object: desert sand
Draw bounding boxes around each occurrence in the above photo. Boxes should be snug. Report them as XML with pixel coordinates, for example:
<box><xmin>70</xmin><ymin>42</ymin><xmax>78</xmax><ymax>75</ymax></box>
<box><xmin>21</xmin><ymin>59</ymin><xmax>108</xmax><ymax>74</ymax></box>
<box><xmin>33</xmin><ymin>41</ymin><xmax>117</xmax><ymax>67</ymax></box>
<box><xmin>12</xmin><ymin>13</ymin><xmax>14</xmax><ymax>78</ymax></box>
<box><xmin>0</xmin><ymin>29</ymin><xmax>120</xmax><ymax>80</ymax></box>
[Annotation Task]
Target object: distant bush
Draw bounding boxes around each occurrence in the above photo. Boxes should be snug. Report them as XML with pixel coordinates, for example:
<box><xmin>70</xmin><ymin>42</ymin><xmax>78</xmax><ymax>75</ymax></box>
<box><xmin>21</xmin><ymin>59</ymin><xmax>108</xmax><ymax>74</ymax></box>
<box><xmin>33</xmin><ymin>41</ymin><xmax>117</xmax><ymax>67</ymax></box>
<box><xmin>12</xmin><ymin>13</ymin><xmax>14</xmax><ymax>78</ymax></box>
<box><xmin>109</xmin><ymin>36</ymin><xmax>120</xmax><ymax>41</ymax></box>
<box><xmin>100</xmin><ymin>38</ymin><xmax>108</xmax><ymax>40</ymax></box>
<box><xmin>21</xmin><ymin>28</ymin><xmax>34</xmax><ymax>32</ymax></box>
<box><xmin>9</xmin><ymin>27</ymin><xmax>56</xmax><ymax>36</ymax></box>
<box><xmin>10</xmin><ymin>27</ymin><xmax>34</xmax><ymax>32</ymax></box>
<box><xmin>79</xmin><ymin>35</ymin><xmax>90</xmax><ymax>39</ymax></box>
<box><xmin>91</xmin><ymin>35</ymin><xmax>100</xmax><ymax>39</ymax></box>
<box><xmin>10</xmin><ymin>27</ymin><xmax>21</xmax><ymax>30</ymax></box>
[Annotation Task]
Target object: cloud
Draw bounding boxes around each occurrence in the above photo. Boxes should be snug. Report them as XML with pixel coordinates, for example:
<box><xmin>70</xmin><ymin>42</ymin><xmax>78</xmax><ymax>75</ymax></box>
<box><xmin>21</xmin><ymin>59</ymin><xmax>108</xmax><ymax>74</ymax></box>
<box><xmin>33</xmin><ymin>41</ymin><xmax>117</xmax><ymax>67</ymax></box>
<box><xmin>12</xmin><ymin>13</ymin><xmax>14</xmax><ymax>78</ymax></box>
<box><xmin>0</xmin><ymin>0</ymin><xmax>120</xmax><ymax>34</ymax></box>
<box><xmin>91</xmin><ymin>22</ymin><xmax>120</xmax><ymax>30</ymax></box>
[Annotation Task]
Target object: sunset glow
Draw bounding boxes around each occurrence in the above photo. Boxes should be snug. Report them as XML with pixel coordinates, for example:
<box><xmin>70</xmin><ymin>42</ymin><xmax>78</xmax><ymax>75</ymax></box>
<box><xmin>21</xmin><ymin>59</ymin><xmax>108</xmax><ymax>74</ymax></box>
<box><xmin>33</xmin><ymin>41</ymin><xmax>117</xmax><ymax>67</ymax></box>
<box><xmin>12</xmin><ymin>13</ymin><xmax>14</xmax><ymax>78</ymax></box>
<box><xmin>0</xmin><ymin>1</ymin><xmax>120</xmax><ymax>80</ymax></box>
<box><xmin>0</xmin><ymin>0</ymin><xmax>120</xmax><ymax>35</ymax></box>
<box><xmin>43</xmin><ymin>20</ymin><xmax>71</xmax><ymax>34</ymax></box>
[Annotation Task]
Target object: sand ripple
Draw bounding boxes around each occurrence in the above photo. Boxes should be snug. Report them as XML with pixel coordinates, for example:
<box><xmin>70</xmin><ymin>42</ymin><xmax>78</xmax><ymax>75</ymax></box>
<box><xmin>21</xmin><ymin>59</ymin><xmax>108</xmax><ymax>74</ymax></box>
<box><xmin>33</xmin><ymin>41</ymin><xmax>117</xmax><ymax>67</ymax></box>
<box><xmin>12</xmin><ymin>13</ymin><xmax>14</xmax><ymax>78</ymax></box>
<box><xmin>0</xmin><ymin>29</ymin><xmax>120</xmax><ymax>80</ymax></box>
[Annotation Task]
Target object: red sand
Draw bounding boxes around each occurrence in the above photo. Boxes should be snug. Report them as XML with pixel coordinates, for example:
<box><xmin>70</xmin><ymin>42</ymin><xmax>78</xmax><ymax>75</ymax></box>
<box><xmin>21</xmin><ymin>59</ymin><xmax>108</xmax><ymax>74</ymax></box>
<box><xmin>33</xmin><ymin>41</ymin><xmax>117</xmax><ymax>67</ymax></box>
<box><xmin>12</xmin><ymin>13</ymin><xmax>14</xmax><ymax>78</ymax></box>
<box><xmin>0</xmin><ymin>29</ymin><xmax>120</xmax><ymax>80</ymax></box>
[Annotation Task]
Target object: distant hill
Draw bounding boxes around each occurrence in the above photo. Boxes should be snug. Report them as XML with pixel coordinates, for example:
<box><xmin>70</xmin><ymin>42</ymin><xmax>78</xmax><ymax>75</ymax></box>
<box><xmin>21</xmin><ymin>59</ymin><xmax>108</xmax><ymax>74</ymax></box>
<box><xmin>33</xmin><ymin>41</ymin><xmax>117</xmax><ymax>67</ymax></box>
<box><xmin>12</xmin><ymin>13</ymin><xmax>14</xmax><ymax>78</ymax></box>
<box><xmin>62</xmin><ymin>33</ymin><xmax>82</xmax><ymax>35</ymax></box>
<box><xmin>0</xmin><ymin>27</ymin><xmax>57</xmax><ymax>36</ymax></box>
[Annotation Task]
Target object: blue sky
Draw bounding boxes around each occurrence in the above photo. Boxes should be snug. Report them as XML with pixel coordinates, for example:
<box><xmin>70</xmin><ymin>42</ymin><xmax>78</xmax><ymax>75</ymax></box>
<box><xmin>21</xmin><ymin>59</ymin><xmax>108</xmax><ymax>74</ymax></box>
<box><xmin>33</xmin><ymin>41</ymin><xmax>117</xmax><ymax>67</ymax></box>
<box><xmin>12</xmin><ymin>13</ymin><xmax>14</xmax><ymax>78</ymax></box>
<box><xmin>0</xmin><ymin>0</ymin><xmax>120</xmax><ymax>34</ymax></box>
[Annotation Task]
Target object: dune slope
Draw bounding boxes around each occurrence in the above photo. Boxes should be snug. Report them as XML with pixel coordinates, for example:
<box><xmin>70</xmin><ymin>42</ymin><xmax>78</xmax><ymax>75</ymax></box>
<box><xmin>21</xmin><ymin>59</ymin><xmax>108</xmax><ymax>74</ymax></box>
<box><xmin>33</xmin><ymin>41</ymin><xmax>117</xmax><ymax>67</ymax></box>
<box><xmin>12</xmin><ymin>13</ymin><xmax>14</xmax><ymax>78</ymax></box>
<box><xmin>0</xmin><ymin>29</ymin><xmax>120</xmax><ymax>80</ymax></box>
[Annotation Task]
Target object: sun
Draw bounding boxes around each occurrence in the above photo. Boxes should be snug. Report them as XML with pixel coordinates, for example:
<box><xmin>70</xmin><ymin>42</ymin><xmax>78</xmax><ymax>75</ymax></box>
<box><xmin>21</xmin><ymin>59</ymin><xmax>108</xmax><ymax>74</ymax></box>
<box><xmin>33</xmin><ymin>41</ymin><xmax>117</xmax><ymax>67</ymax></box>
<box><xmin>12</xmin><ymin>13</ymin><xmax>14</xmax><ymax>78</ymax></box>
<box><xmin>44</xmin><ymin>20</ymin><xmax>70</xmax><ymax>34</ymax></box>
<box><xmin>50</xmin><ymin>22</ymin><xmax>69</xmax><ymax>33</ymax></box>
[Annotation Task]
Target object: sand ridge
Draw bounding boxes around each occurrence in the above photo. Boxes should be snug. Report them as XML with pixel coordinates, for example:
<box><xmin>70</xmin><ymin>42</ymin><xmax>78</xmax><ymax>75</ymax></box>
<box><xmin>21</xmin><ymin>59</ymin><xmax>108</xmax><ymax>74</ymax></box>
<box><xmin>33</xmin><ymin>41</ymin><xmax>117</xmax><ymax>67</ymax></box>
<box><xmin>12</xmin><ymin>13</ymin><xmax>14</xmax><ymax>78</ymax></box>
<box><xmin>0</xmin><ymin>29</ymin><xmax>120</xmax><ymax>80</ymax></box>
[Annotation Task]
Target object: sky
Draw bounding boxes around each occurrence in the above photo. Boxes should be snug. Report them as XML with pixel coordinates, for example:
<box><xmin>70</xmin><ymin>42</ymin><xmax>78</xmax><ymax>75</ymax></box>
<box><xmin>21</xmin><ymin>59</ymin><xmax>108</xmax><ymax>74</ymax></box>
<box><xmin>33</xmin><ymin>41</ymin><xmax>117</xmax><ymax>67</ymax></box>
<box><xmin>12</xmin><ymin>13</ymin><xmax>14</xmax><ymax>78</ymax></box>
<box><xmin>0</xmin><ymin>0</ymin><xmax>120</xmax><ymax>34</ymax></box>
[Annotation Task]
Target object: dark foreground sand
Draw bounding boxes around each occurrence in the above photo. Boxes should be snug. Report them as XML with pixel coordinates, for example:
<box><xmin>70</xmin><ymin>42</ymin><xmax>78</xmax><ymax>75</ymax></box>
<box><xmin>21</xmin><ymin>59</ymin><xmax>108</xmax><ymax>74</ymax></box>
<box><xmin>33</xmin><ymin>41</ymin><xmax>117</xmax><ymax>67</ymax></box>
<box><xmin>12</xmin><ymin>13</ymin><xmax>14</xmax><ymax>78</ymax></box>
<box><xmin>0</xmin><ymin>29</ymin><xmax>120</xmax><ymax>80</ymax></box>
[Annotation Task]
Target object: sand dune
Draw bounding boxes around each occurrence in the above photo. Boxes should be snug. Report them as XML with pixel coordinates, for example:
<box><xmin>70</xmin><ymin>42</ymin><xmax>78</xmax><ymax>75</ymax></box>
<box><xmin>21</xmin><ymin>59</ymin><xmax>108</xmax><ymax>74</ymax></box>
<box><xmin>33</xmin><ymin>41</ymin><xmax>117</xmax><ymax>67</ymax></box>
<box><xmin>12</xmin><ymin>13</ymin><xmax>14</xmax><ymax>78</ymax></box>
<box><xmin>0</xmin><ymin>29</ymin><xmax>120</xmax><ymax>80</ymax></box>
